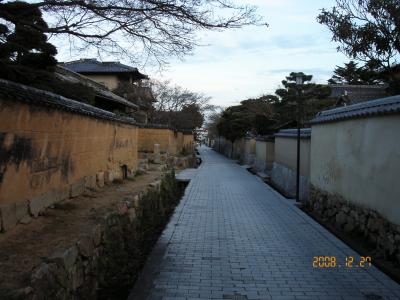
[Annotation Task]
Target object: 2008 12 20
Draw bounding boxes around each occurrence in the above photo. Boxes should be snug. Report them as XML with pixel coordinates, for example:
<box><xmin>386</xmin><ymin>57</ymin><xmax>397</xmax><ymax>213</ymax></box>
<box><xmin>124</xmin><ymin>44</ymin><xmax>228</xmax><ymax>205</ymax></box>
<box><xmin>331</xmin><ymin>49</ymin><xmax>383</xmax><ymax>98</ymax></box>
<box><xmin>312</xmin><ymin>256</ymin><xmax>372</xmax><ymax>268</ymax></box>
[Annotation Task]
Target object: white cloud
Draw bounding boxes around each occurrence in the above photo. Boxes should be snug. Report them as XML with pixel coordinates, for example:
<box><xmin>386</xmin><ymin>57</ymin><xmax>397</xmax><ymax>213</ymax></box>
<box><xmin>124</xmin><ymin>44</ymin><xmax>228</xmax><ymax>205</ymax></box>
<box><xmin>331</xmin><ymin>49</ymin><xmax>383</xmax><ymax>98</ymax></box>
<box><xmin>56</xmin><ymin>0</ymin><xmax>347</xmax><ymax>107</ymax></box>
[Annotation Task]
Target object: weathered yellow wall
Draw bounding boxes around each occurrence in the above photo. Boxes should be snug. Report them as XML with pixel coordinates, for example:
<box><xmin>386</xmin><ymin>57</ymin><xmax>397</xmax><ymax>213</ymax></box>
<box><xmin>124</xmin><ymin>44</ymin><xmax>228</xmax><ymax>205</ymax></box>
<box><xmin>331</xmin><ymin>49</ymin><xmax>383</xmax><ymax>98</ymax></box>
<box><xmin>137</xmin><ymin>127</ymin><xmax>187</xmax><ymax>155</ymax></box>
<box><xmin>138</xmin><ymin>128</ymin><xmax>172</xmax><ymax>153</ymax></box>
<box><xmin>0</xmin><ymin>99</ymin><xmax>138</xmax><ymax>231</ymax></box>
<box><xmin>168</xmin><ymin>130</ymin><xmax>179</xmax><ymax>155</ymax></box>
<box><xmin>176</xmin><ymin>132</ymin><xmax>184</xmax><ymax>154</ymax></box>
<box><xmin>183</xmin><ymin>133</ymin><xmax>194</xmax><ymax>150</ymax></box>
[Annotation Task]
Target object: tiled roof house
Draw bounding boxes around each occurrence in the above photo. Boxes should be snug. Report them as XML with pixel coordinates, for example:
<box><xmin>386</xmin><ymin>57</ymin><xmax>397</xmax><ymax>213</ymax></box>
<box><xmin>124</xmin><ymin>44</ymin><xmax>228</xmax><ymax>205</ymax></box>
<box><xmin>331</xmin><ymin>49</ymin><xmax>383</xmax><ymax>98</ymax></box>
<box><xmin>60</xmin><ymin>59</ymin><xmax>148</xmax><ymax>90</ymax></box>
<box><xmin>61</xmin><ymin>59</ymin><xmax>155</xmax><ymax>123</ymax></box>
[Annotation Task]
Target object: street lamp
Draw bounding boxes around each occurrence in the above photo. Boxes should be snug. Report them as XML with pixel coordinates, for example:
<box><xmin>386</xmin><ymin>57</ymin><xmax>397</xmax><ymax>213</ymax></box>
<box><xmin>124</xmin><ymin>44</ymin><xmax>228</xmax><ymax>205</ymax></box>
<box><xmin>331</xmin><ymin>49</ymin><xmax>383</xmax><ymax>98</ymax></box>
<box><xmin>295</xmin><ymin>74</ymin><xmax>303</xmax><ymax>203</ymax></box>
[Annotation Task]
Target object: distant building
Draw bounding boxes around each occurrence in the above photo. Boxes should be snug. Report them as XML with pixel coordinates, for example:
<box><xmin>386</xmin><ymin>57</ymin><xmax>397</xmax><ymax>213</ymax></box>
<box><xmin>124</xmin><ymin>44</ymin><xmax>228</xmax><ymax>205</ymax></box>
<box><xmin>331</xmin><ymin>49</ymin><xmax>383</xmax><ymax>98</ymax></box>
<box><xmin>56</xmin><ymin>65</ymin><xmax>138</xmax><ymax>114</ymax></box>
<box><xmin>61</xmin><ymin>58</ymin><xmax>148</xmax><ymax>90</ymax></box>
<box><xmin>61</xmin><ymin>59</ymin><xmax>155</xmax><ymax>123</ymax></box>
<box><xmin>329</xmin><ymin>84</ymin><xmax>388</xmax><ymax>106</ymax></box>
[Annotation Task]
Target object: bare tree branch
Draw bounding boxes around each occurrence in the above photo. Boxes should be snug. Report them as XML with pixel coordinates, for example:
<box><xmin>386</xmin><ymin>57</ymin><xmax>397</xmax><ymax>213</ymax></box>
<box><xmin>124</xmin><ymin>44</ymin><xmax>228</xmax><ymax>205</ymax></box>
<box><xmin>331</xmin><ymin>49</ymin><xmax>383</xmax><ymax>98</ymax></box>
<box><xmin>21</xmin><ymin>0</ymin><xmax>265</xmax><ymax>65</ymax></box>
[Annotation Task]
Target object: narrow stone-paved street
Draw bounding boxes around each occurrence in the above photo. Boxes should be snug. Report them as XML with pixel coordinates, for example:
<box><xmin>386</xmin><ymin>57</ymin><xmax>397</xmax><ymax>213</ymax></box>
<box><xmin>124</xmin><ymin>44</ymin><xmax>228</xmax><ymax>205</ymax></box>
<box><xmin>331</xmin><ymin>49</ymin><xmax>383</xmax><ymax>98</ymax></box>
<box><xmin>129</xmin><ymin>146</ymin><xmax>400</xmax><ymax>300</ymax></box>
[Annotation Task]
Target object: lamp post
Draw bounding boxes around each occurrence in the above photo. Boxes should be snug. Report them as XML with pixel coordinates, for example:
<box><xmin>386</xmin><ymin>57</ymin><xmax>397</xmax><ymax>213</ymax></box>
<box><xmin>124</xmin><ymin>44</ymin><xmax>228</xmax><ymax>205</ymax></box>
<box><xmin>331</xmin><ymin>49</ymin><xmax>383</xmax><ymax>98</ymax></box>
<box><xmin>295</xmin><ymin>74</ymin><xmax>303</xmax><ymax>203</ymax></box>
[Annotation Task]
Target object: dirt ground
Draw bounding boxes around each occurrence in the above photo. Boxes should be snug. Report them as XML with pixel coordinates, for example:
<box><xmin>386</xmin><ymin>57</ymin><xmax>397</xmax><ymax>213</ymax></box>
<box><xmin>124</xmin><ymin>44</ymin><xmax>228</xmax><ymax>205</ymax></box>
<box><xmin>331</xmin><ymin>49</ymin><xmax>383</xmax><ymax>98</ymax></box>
<box><xmin>0</xmin><ymin>170</ymin><xmax>164</xmax><ymax>292</ymax></box>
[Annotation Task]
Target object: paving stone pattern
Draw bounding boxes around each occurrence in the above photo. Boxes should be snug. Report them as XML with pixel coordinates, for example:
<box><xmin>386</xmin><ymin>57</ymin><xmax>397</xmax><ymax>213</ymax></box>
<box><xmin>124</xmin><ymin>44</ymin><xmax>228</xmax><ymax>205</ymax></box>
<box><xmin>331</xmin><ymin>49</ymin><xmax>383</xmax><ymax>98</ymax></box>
<box><xmin>129</xmin><ymin>146</ymin><xmax>400</xmax><ymax>300</ymax></box>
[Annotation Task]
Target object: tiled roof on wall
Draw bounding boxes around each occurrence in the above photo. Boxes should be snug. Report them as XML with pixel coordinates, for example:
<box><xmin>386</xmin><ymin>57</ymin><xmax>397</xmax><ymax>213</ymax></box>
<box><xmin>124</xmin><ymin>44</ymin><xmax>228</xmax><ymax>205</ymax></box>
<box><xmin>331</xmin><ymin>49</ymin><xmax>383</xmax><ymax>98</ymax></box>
<box><xmin>0</xmin><ymin>79</ymin><xmax>137</xmax><ymax>126</ymax></box>
<box><xmin>274</xmin><ymin>128</ymin><xmax>311</xmax><ymax>139</ymax></box>
<box><xmin>311</xmin><ymin>95</ymin><xmax>400</xmax><ymax>124</ymax></box>
<box><xmin>61</xmin><ymin>59</ymin><xmax>148</xmax><ymax>78</ymax></box>
<box><xmin>255</xmin><ymin>136</ymin><xmax>274</xmax><ymax>142</ymax></box>
<box><xmin>139</xmin><ymin>123</ymin><xmax>170</xmax><ymax>129</ymax></box>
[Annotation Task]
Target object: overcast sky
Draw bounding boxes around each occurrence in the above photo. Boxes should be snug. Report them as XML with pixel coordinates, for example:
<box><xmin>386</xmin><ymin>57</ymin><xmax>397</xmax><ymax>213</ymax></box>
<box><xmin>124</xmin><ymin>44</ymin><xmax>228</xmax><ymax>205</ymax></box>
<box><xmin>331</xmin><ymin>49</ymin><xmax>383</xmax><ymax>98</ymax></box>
<box><xmin>57</xmin><ymin>0</ymin><xmax>348</xmax><ymax>108</ymax></box>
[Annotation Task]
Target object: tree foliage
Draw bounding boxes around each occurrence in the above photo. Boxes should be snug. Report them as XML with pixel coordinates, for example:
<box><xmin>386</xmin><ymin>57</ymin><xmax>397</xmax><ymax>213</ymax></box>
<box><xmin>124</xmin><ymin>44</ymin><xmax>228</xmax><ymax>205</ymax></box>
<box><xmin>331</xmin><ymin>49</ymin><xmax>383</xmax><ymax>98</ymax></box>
<box><xmin>205</xmin><ymin>107</ymin><xmax>223</xmax><ymax>140</ymax></box>
<box><xmin>318</xmin><ymin>0</ymin><xmax>400</xmax><ymax>69</ymax></box>
<box><xmin>0</xmin><ymin>1</ymin><xmax>57</xmax><ymax>81</ymax></box>
<box><xmin>328</xmin><ymin>60</ymin><xmax>383</xmax><ymax>84</ymax></box>
<box><xmin>212</xmin><ymin>72</ymin><xmax>335</xmax><ymax>142</ymax></box>
<box><xmin>275</xmin><ymin>72</ymin><xmax>332</xmax><ymax>126</ymax></box>
<box><xmin>113</xmin><ymin>81</ymin><xmax>155</xmax><ymax>109</ymax></box>
<box><xmin>217</xmin><ymin>106</ymin><xmax>250</xmax><ymax>144</ymax></box>
<box><xmin>150</xmin><ymin>80</ymin><xmax>213</xmax><ymax>130</ymax></box>
<box><xmin>22</xmin><ymin>0</ymin><xmax>264</xmax><ymax>64</ymax></box>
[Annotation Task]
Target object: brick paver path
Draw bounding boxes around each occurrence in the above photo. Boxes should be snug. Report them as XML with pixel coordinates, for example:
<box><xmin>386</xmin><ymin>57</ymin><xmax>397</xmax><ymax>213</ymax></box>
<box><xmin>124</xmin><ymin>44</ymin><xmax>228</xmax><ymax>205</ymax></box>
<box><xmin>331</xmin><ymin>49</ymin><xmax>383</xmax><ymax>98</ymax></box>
<box><xmin>129</xmin><ymin>146</ymin><xmax>400</xmax><ymax>300</ymax></box>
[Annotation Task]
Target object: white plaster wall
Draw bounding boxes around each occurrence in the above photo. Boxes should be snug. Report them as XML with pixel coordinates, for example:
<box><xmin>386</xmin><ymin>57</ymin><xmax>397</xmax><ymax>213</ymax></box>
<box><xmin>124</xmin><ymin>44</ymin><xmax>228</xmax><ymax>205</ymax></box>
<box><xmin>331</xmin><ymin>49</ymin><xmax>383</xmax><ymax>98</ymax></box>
<box><xmin>274</xmin><ymin>137</ymin><xmax>311</xmax><ymax>177</ymax></box>
<box><xmin>255</xmin><ymin>141</ymin><xmax>267</xmax><ymax>172</ymax></box>
<box><xmin>271</xmin><ymin>162</ymin><xmax>309</xmax><ymax>201</ymax></box>
<box><xmin>255</xmin><ymin>140</ymin><xmax>275</xmax><ymax>173</ymax></box>
<box><xmin>243</xmin><ymin>138</ymin><xmax>256</xmax><ymax>165</ymax></box>
<box><xmin>310</xmin><ymin>115</ymin><xmax>400</xmax><ymax>225</ymax></box>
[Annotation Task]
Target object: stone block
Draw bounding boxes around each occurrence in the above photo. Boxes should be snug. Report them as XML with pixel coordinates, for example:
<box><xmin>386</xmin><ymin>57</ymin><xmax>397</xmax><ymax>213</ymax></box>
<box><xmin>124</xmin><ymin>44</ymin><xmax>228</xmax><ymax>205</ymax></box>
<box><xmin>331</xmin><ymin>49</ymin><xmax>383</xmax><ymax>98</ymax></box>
<box><xmin>48</xmin><ymin>245</ymin><xmax>79</xmax><ymax>271</ymax></box>
<box><xmin>154</xmin><ymin>144</ymin><xmax>161</xmax><ymax>163</ymax></box>
<box><xmin>84</xmin><ymin>175</ymin><xmax>97</xmax><ymax>190</ymax></box>
<box><xmin>96</xmin><ymin>171</ymin><xmax>105</xmax><ymax>188</ymax></box>
<box><xmin>0</xmin><ymin>203</ymin><xmax>17</xmax><ymax>232</ymax></box>
<box><xmin>344</xmin><ymin>218</ymin><xmax>355</xmax><ymax>232</ymax></box>
<box><xmin>77</xmin><ymin>236</ymin><xmax>95</xmax><ymax>258</ymax></box>
<box><xmin>70</xmin><ymin>179</ymin><xmax>85</xmax><ymax>198</ymax></box>
<box><xmin>71</xmin><ymin>261</ymin><xmax>84</xmax><ymax>290</ymax></box>
<box><xmin>28</xmin><ymin>188</ymin><xmax>69</xmax><ymax>218</ymax></box>
<box><xmin>104</xmin><ymin>171</ymin><xmax>114</xmax><ymax>185</ymax></box>
<box><xmin>15</xmin><ymin>200</ymin><xmax>29</xmax><ymax>222</ymax></box>
<box><xmin>138</xmin><ymin>151</ymin><xmax>149</xmax><ymax>159</ymax></box>
<box><xmin>92</xmin><ymin>224</ymin><xmax>103</xmax><ymax>247</ymax></box>
<box><xmin>367</xmin><ymin>217</ymin><xmax>379</xmax><ymax>232</ymax></box>
<box><xmin>29</xmin><ymin>191</ymin><xmax>55</xmax><ymax>217</ymax></box>
<box><xmin>19</xmin><ymin>215</ymin><xmax>32</xmax><ymax>225</ymax></box>
<box><xmin>335</xmin><ymin>211</ymin><xmax>347</xmax><ymax>227</ymax></box>
<box><xmin>31</xmin><ymin>263</ymin><xmax>65</xmax><ymax>298</ymax></box>
<box><xmin>132</xmin><ymin>195</ymin><xmax>140</xmax><ymax>208</ymax></box>
<box><xmin>128</xmin><ymin>208</ymin><xmax>137</xmax><ymax>222</ymax></box>
<box><xmin>149</xmin><ymin>180</ymin><xmax>161</xmax><ymax>189</ymax></box>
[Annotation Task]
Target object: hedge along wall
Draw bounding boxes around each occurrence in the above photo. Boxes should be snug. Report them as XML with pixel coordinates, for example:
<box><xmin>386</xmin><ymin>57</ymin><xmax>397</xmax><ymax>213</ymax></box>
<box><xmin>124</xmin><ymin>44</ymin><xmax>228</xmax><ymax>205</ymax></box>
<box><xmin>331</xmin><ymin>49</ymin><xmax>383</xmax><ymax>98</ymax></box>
<box><xmin>271</xmin><ymin>129</ymin><xmax>311</xmax><ymax>201</ymax></box>
<box><xmin>0</xmin><ymin>79</ymin><xmax>139</xmax><ymax>232</ymax></box>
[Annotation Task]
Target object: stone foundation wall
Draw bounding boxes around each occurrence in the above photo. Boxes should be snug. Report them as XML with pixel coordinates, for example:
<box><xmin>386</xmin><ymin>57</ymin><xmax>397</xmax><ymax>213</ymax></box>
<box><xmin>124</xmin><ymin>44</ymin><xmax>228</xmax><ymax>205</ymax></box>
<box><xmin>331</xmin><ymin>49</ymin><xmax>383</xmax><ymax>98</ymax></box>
<box><xmin>309</xmin><ymin>185</ymin><xmax>400</xmax><ymax>265</ymax></box>
<box><xmin>3</xmin><ymin>172</ymin><xmax>184</xmax><ymax>300</ymax></box>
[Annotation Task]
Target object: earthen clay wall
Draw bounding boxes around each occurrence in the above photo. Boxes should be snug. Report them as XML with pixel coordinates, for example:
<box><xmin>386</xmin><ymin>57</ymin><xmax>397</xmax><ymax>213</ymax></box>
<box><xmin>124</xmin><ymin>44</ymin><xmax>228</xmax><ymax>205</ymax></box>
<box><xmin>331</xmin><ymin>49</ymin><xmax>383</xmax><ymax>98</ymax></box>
<box><xmin>138</xmin><ymin>127</ymin><xmax>191</xmax><ymax>155</ymax></box>
<box><xmin>138</xmin><ymin>127</ymin><xmax>171</xmax><ymax>153</ymax></box>
<box><xmin>183</xmin><ymin>133</ymin><xmax>194</xmax><ymax>150</ymax></box>
<box><xmin>0</xmin><ymin>99</ymin><xmax>138</xmax><ymax>231</ymax></box>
